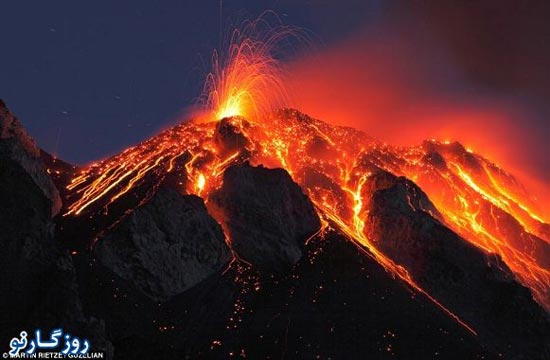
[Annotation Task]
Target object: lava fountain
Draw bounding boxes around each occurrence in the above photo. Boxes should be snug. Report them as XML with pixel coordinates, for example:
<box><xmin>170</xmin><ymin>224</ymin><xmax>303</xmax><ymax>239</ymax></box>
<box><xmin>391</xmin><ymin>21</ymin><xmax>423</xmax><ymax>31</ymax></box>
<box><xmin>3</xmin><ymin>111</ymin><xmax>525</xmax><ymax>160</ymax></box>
<box><xmin>200</xmin><ymin>12</ymin><xmax>300</xmax><ymax>122</ymax></box>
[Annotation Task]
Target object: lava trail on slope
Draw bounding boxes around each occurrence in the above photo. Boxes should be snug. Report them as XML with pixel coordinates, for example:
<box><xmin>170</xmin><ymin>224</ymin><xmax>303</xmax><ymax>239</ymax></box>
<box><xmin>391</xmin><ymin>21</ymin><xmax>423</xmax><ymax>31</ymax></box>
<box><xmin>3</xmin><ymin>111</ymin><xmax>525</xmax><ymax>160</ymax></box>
<box><xmin>53</xmin><ymin>108</ymin><xmax>550</xmax><ymax>316</ymax></box>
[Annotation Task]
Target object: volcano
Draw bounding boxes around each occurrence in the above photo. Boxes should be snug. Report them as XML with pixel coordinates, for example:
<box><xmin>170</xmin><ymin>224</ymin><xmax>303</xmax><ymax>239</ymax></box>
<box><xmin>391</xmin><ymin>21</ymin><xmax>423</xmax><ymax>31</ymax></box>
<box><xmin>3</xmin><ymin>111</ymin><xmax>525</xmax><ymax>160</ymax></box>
<box><xmin>1</xmin><ymin>99</ymin><xmax>549</xmax><ymax>359</ymax></box>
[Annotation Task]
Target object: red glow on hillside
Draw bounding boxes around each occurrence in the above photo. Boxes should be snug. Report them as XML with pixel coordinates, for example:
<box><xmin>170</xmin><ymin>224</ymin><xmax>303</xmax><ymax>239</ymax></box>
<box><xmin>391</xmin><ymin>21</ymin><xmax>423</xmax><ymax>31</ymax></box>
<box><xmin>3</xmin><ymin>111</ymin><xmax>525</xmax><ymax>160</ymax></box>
<box><xmin>286</xmin><ymin>31</ymin><xmax>549</xmax><ymax>215</ymax></box>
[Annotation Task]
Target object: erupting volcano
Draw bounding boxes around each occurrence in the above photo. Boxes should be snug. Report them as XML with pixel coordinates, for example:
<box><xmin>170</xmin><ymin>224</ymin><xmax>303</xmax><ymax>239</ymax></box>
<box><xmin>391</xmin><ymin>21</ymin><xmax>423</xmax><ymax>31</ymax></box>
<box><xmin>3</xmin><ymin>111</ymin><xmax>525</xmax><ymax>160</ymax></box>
<box><xmin>1</xmin><ymin>12</ymin><xmax>549</xmax><ymax>360</ymax></box>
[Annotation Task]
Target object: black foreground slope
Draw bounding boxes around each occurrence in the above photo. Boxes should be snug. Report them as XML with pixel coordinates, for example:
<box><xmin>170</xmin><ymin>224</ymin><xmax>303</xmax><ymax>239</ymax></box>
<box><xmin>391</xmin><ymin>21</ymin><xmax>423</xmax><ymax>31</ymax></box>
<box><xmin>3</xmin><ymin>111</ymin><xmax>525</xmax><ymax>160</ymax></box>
<box><xmin>76</xmin><ymin>230</ymin><xmax>493</xmax><ymax>360</ymax></box>
<box><xmin>0</xmin><ymin>101</ymin><xmax>114</xmax><ymax>357</ymax></box>
<box><xmin>1</xmin><ymin>100</ymin><xmax>549</xmax><ymax>359</ymax></box>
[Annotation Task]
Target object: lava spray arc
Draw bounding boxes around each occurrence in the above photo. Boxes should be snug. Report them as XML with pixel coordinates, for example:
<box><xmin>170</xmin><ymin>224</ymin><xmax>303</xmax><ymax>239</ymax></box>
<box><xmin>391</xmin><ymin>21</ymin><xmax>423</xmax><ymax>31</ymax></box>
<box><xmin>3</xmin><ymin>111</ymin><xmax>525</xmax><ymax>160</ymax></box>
<box><xmin>62</xmin><ymin>13</ymin><xmax>549</xmax><ymax>340</ymax></box>
<box><xmin>200</xmin><ymin>12</ymin><xmax>304</xmax><ymax>122</ymax></box>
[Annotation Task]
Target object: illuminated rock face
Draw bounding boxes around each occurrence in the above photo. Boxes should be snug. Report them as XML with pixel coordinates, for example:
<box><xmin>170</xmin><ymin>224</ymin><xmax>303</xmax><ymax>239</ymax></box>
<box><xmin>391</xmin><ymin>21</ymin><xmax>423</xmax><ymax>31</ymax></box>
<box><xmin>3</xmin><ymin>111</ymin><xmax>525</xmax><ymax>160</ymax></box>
<box><xmin>210</xmin><ymin>162</ymin><xmax>321</xmax><ymax>272</ymax></box>
<box><xmin>94</xmin><ymin>187</ymin><xmax>232</xmax><ymax>301</ymax></box>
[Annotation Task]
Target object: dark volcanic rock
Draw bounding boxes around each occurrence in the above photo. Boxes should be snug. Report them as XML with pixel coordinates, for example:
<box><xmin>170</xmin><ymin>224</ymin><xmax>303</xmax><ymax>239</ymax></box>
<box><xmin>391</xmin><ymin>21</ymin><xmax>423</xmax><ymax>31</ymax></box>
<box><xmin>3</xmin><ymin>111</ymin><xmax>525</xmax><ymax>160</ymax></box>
<box><xmin>214</xmin><ymin>117</ymin><xmax>251</xmax><ymax>155</ymax></box>
<box><xmin>0</xmin><ymin>135</ymin><xmax>59</xmax><ymax>331</ymax></box>
<box><xmin>102</xmin><ymin>230</ymin><xmax>494</xmax><ymax>360</ymax></box>
<box><xmin>365</xmin><ymin>171</ymin><xmax>550</xmax><ymax>360</ymax></box>
<box><xmin>0</xmin><ymin>100</ymin><xmax>61</xmax><ymax>216</ymax></box>
<box><xmin>94</xmin><ymin>187</ymin><xmax>232</xmax><ymax>301</ymax></box>
<box><xmin>40</xmin><ymin>149</ymin><xmax>80</xmax><ymax>200</ymax></box>
<box><xmin>0</xmin><ymin>100</ymin><xmax>112</xmax><ymax>357</ymax></box>
<box><xmin>362</xmin><ymin>170</ymin><xmax>444</xmax><ymax>221</ymax></box>
<box><xmin>0</xmin><ymin>100</ymin><xmax>60</xmax><ymax>330</ymax></box>
<box><xmin>28</xmin><ymin>253</ymin><xmax>114</xmax><ymax>358</ymax></box>
<box><xmin>210</xmin><ymin>162</ymin><xmax>321</xmax><ymax>272</ymax></box>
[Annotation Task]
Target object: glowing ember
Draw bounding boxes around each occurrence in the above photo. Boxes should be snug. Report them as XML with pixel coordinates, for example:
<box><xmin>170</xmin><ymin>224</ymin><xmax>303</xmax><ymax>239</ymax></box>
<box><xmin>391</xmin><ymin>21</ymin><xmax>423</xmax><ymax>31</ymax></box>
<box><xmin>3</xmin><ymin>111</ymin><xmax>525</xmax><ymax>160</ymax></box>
<box><xmin>200</xmin><ymin>12</ymin><xmax>299</xmax><ymax>122</ymax></box>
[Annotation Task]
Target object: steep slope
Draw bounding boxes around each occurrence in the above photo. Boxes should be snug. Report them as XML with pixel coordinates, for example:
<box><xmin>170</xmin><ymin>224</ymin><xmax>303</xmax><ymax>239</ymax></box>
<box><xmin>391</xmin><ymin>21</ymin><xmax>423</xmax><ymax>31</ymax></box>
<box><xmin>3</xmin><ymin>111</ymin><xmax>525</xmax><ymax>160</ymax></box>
<box><xmin>0</xmin><ymin>100</ymin><xmax>112</xmax><ymax>357</ymax></box>
<box><xmin>209</xmin><ymin>162</ymin><xmax>321</xmax><ymax>271</ymax></box>
<box><xmin>365</xmin><ymin>171</ymin><xmax>550</xmax><ymax>358</ymax></box>
<box><xmin>93</xmin><ymin>187</ymin><xmax>232</xmax><ymax>301</ymax></box>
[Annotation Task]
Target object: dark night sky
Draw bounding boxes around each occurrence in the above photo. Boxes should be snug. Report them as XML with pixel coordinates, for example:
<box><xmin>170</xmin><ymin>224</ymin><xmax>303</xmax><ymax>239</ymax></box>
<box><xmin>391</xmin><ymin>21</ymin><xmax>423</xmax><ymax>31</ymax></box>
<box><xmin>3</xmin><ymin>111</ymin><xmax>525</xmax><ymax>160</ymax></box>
<box><xmin>1</xmin><ymin>1</ymin><xmax>548</xmax><ymax>191</ymax></box>
<box><xmin>0</xmin><ymin>0</ymin><xmax>382</xmax><ymax>163</ymax></box>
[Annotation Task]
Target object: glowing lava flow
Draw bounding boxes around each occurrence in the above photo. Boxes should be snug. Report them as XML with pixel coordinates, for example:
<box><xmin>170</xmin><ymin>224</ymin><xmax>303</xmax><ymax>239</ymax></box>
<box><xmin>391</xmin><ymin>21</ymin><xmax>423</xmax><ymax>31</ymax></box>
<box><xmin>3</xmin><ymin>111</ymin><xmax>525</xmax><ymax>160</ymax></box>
<box><xmin>63</xmin><ymin>108</ymin><xmax>549</xmax><ymax>312</ymax></box>
<box><xmin>62</xmin><ymin>112</ymin><xmax>481</xmax><ymax>336</ymax></box>
<box><xmin>248</xmin><ymin>111</ymin><xmax>481</xmax><ymax>335</ymax></box>
<box><xmin>59</xmin><ymin>15</ymin><xmax>549</xmax><ymax>340</ymax></box>
<box><xmin>393</xmin><ymin>141</ymin><xmax>550</xmax><ymax>309</ymax></box>
<box><xmin>313</xmin><ymin>165</ymin><xmax>478</xmax><ymax>335</ymax></box>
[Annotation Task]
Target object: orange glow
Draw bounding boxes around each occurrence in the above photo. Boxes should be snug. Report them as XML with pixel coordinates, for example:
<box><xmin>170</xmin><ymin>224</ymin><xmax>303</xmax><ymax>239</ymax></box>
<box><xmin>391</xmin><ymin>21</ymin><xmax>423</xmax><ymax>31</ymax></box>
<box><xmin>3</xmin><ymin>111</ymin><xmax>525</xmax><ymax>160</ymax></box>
<box><xmin>196</xmin><ymin>173</ymin><xmax>206</xmax><ymax>195</ymax></box>
<box><xmin>60</xmin><ymin>18</ymin><xmax>549</xmax><ymax>337</ymax></box>
<box><xmin>63</xmin><ymin>109</ymin><xmax>488</xmax><ymax>335</ymax></box>
<box><xmin>286</xmin><ymin>30</ymin><xmax>550</xmax><ymax>218</ymax></box>
<box><xmin>62</xmin><ymin>106</ymin><xmax>550</xmax><ymax>329</ymax></box>
<box><xmin>200</xmin><ymin>12</ymin><xmax>299</xmax><ymax>122</ymax></box>
<box><xmin>396</xmin><ymin>140</ymin><xmax>550</xmax><ymax>308</ymax></box>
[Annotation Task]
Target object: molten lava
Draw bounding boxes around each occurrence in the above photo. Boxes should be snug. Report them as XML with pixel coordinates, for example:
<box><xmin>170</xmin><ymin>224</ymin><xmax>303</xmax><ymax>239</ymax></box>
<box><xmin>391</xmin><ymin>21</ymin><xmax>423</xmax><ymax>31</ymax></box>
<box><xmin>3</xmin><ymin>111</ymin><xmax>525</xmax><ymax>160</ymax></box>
<box><xmin>60</xmin><ymin>108</ymin><xmax>550</xmax><ymax>326</ymax></box>
<box><xmin>200</xmin><ymin>13</ymin><xmax>297</xmax><ymax>123</ymax></box>
<box><xmin>59</xmin><ymin>15</ymin><xmax>549</xmax><ymax>339</ymax></box>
